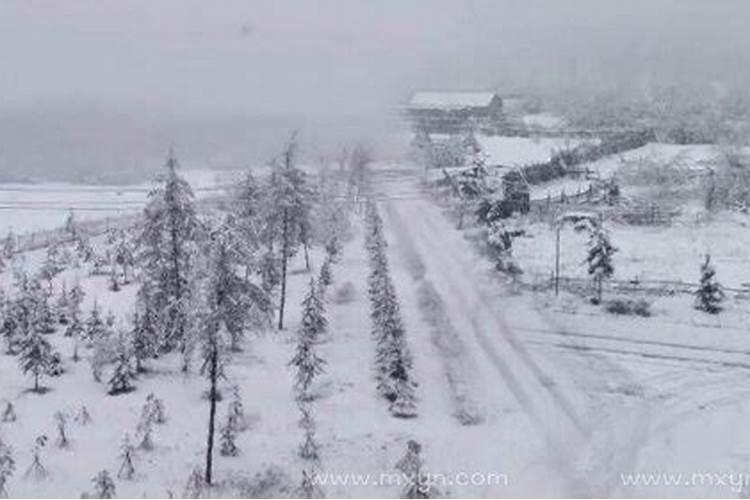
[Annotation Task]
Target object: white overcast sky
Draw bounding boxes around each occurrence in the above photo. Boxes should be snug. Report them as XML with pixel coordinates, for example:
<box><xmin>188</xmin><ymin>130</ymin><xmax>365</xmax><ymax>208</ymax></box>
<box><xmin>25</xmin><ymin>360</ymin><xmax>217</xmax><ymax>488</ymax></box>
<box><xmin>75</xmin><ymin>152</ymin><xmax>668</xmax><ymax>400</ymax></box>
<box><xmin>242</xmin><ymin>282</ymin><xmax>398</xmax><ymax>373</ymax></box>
<box><xmin>1</xmin><ymin>0</ymin><xmax>749</xmax><ymax>116</ymax></box>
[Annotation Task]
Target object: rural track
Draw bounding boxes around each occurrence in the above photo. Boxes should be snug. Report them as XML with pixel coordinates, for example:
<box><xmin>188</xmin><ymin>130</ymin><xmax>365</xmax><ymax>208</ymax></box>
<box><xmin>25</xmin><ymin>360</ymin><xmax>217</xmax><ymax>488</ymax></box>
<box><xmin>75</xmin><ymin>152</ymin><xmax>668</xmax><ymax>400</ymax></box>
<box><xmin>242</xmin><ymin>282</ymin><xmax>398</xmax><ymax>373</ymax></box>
<box><xmin>374</xmin><ymin>169</ymin><xmax>599</xmax><ymax>495</ymax></box>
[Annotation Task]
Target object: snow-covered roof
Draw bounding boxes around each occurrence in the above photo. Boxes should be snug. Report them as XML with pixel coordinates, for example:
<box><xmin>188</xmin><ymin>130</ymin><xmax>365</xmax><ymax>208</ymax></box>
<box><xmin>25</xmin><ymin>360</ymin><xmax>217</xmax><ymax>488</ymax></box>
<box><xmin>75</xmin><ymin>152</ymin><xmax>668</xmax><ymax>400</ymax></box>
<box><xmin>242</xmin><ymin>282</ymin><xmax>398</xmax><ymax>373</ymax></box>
<box><xmin>408</xmin><ymin>91</ymin><xmax>497</xmax><ymax>110</ymax></box>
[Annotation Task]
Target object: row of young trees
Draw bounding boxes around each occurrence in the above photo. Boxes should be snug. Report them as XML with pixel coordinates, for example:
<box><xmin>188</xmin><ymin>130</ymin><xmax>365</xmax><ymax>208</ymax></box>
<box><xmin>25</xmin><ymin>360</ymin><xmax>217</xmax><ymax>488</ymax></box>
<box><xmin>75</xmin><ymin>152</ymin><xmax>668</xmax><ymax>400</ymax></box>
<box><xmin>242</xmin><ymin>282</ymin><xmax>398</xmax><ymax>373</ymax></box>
<box><xmin>0</xmin><ymin>135</ymin><xmax>358</xmax><ymax>493</ymax></box>
<box><xmin>364</xmin><ymin>202</ymin><xmax>417</xmax><ymax>418</ymax></box>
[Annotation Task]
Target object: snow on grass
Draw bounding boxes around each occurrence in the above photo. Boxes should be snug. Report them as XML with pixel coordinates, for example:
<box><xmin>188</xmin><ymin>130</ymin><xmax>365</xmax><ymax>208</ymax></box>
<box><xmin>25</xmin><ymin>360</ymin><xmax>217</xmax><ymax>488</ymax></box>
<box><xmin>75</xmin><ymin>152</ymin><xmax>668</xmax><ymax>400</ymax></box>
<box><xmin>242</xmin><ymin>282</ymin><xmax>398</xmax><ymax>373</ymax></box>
<box><xmin>478</xmin><ymin>135</ymin><xmax>589</xmax><ymax>167</ymax></box>
<box><xmin>0</xmin><ymin>168</ymin><xmax>237</xmax><ymax>235</ymax></box>
<box><xmin>514</xmin><ymin>211</ymin><xmax>750</xmax><ymax>289</ymax></box>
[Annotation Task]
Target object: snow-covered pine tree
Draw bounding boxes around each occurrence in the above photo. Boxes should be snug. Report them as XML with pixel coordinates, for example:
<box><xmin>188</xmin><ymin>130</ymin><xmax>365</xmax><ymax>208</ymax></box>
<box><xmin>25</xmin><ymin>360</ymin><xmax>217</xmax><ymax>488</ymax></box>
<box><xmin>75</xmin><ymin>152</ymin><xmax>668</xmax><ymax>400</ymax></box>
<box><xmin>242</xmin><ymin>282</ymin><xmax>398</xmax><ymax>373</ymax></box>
<box><xmin>0</xmin><ymin>296</ymin><xmax>18</xmax><ymax>354</ymax></box>
<box><xmin>108</xmin><ymin>332</ymin><xmax>137</xmax><ymax>395</ymax></box>
<box><xmin>219</xmin><ymin>417</ymin><xmax>239</xmax><ymax>457</ymax></box>
<box><xmin>117</xmin><ymin>434</ymin><xmax>135</xmax><ymax>480</ymax></box>
<box><xmin>32</xmin><ymin>277</ymin><xmax>56</xmax><ymax>334</ymax></box>
<box><xmin>1</xmin><ymin>402</ymin><xmax>16</xmax><ymax>423</ymax></box>
<box><xmin>68</xmin><ymin>282</ymin><xmax>85</xmax><ymax>317</ymax></box>
<box><xmin>183</xmin><ymin>466</ymin><xmax>206</xmax><ymax>499</ymax></box>
<box><xmin>84</xmin><ymin>301</ymin><xmax>107</xmax><ymax>347</ymax></box>
<box><xmin>139</xmin><ymin>393</ymin><xmax>166</xmax><ymax>427</ymax></box>
<box><xmin>108</xmin><ymin>264</ymin><xmax>121</xmax><ymax>292</ymax></box>
<box><xmin>105</xmin><ymin>310</ymin><xmax>116</xmax><ymax>328</ymax></box>
<box><xmin>0</xmin><ymin>437</ymin><xmax>14</xmax><ymax>498</ymax></box>
<box><xmin>231</xmin><ymin>169</ymin><xmax>263</xmax><ymax>283</ymax></box>
<box><xmin>318</xmin><ymin>256</ymin><xmax>333</xmax><ymax>293</ymax></box>
<box><xmin>388</xmin><ymin>351</ymin><xmax>418</xmax><ymax>419</ymax></box>
<box><xmin>18</xmin><ymin>327</ymin><xmax>54</xmax><ymax>392</ymax></box>
<box><xmin>136</xmin><ymin>414</ymin><xmax>154</xmax><ymax>451</ymax></box>
<box><xmin>23</xmin><ymin>436</ymin><xmax>47</xmax><ymax>480</ymax></box>
<box><xmin>289</xmin><ymin>279</ymin><xmax>327</xmax><ymax>401</ymax></box>
<box><xmin>585</xmin><ymin>220</ymin><xmax>616</xmax><ymax>304</ymax></box>
<box><xmin>75</xmin><ymin>405</ymin><xmax>92</xmax><ymax>425</ymax></box>
<box><xmin>262</xmin><ymin>135</ymin><xmax>315</xmax><ymax>330</ymax></box>
<box><xmin>297</xmin><ymin>402</ymin><xmax>320</xmax><ymax>463</ymax></box>
<box><xmin>92</xmin><ymin>470</ymin><xmax>116</xmax><ymax>499</ymax></box>
<box><xmin>56</xmin><ymin>282</ymin><xmax>70</xmax><ymax>325</ymax></box>
<box><xmin>90</xmin><ymin>329</ymin><xmax>115</xmax><ymax>383</ymax></box>
<box><xmin>395</xmin><ymin>440</ymin><xmax>435</xmax><ymax>498</ymax></box>
<box><xmin>226</xmin><ymin>385</ymin><xmax>247</xmax><ymax>432</ymax></box>
<box><xmin>296</xmin><ymin>469</ymin><xmax>324</xmax><ymax>499</ymax></box>
<box><xmin>130</xmin><ymin>286</ymin><xmax>160</xmax><ymax>373</ymax></box>
<box><xmin>1</xmin><ymin>231</ymin><xmax>15</xmax><ymax>261</ymax></box>
<box><xmin>39</xmin><ymin>245</ymin><xmax>64</xmax><ymax>281</ymax></box>
<box><xmin>113</xmin><ymin>229</ymin><xmax>135</xmax><ymax>285</ymax></box>
<box><xmin>197</xmin><ymin>224</ymin><xmax>249</xmax><ymax>485</ymax></box>
<box><xmin>65</xmin><ymin>210</ymin><xmax>77</xmax><ymax>239</ymax></box>
<box><xmin>135</xmin><ymin>150</ymin><xmax>201</xmax><ymax>357</ymax></box>
<box><xmin>53</xmin><ymin>410</ymin><xmax>69</xmax><ymax>448</ymax></box>
<box><xmin>694</xmin><ymin>254</ymin><xmax>724</xmax><ymax>314</ymax></box>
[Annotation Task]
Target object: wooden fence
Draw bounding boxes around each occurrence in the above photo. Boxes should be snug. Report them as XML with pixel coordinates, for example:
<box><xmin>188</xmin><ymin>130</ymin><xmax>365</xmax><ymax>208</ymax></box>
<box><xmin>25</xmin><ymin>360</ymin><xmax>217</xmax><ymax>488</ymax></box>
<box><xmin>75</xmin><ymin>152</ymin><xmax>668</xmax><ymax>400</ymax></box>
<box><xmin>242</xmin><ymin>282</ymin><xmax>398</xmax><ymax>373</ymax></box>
<box><xmin>532</xmin><ymin>274</ymin><xmax>750</xmax><ymax>299</ymax></box>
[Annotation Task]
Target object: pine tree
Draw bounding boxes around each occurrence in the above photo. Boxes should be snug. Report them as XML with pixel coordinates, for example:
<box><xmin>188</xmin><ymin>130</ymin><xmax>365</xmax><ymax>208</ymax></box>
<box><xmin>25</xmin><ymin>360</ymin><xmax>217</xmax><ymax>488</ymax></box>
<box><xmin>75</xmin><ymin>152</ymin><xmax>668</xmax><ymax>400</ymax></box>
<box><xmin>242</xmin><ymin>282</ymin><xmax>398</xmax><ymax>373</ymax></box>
<box><xmin>23</xmin><ymin>436</ymin><xmax>47</xmax><ymax>480</ymax></box>
<box><xmin>54</xmin><ymin>411</ymin><xmax>69</xmax><ymax>448</ymax></box>
<box><xmin>231</xmin><ymin>169</ymin><xmax>262</xmax><ymax>281</ymax></box>
<box><xmin>105</xmin><ymin>310</ymin><xmax>116</xmax><ymax>328</ymax></box>
<box><xmin>117</xmin><ymin>434</ymin><xmax>135</xmax><ymax>480</ymax></box>
<box><xmin>136</xmin><ymin>415</ymin><xmax>154</xmax><ymax>451</ymax></box>
<box><xmin>109</xmin><ymin>264</ymin><xmax>121</xmax><ymax>292</ymax></box>
<box><xmin>296</xmin><ymin>469</ymin><xmax>324</xmax><ymax>499</ymax></box>
<box><xmin>108</xmin><ymin>333</ymin><xmax>137</xmax><ymax>395</ymax></box>
<box><xmin>65</xmin><ymin>210</ymin><xmax>77</xmax><ymax>239</ymax></box>
<box><xmin>90</xmin><ymin>327</ymin><xmax>115</xmax><ymax>383</ymax></box>
<box><xmin>92</xmin><ymin>470</ymin><xmax>116</xmax><ymax>499</ymax></box>
<box><xmin>1</xmin><ymin>231</ymin><xmax>15</xmax><ymax>261</ymax></box>
<box><xmin>262</xmin><ymin>135</ymin><xmax>314</xmax><ymax>330</ymax></box>
<box><xmin>297</xmin><ymin>402</ymin><xmax>320</xmax><ymax>463</ymax></box>
<box><xmin>196</xmin><ymin>220</ymin><xmax>272</xmax><ymax>485</ymax></box>
<box><xmin>289</xmin><ymin>279</ymin><xmax>327</xmax><ymax>401</ymax></box>
<box><xmin>33</xmin><ymin>278</ymin><xmax>56</xmax><ymax>334</ymax></box>
<box><xmin>395</xmin><ymin>440</ymin><xmax>435</xmax><ymax>499</ymax></box>
<box><xmin>135</xmin><ymin>150</ymin><xmax>201</xmax><ymax>357</ymax></box>
<box><xmin>40</xmin><ymin>245</ymin><xmax>65</xmax><ymax>281</ymax></box>
<box><xmin>56</xmin><ymin>282</ymin><xmax>70</xmax><ymax>325</ymax></box>
<box><xmin>130</xmin><ymin>281</ymin><xmax>161</xmax><ymax>371</ymax></box>
<box><xmin>219</xmin><ymin>417</ymin><xmax>238</xmax><ymax>457</ymax></box>
<box><xmin>75</xmin><ymin>405</ymin><xmax>92</xmax><ymax>425</ymax></box>
<box><xmin>388</xmin><ymin>354</ymin><xmax>418</xmax><ymax>419</ymax></box>
<box><xmin>226</xmin><ymin>385</ymin><xmax>247</xmax><ymax>432</ymax></box>
<box><xmin>0</xmin><ymin>438</ymin><xmax>14</xmax><ymax>498</ymax></box>
<box><xmin>694</xmin><ymin>254</ymin><xmax>724</xmax><ymax>314</ymax></box>
<box><xmin>183</xmin><ymin>466</ymin><xmax>206</xmax><ymax>499</ymax></box>
<box><xmin>84</xmin><ymin>302</ymin><xmax>108</xmax><ymax>347</ymax></box>
<box><xmin>141</xmin><ymin>393</ymin><xmax>166</xmax><ymax>425</ymax></box>
<box><xmin>585</xmin><ymin>221</ymin><xmax>616</xmax><ymax>304</ymax></box>
<box><xmin>0</xmin><ymin>297</ymin><xmax>17</xmax><ymax>354</ymax></box>
<box><xmin>318</xmin><ymin>256</ymin><xmax>332</xmax><ymax>293</ymax></box>
<box><xmin>1</xmin><ymin>402</ymin><xmax>16</xmax><ymax>423</ymax></box>
<box><xmin>18</xmin><ymin>328</ymin><xmax>54</xmax><ymax>392</ymax></box>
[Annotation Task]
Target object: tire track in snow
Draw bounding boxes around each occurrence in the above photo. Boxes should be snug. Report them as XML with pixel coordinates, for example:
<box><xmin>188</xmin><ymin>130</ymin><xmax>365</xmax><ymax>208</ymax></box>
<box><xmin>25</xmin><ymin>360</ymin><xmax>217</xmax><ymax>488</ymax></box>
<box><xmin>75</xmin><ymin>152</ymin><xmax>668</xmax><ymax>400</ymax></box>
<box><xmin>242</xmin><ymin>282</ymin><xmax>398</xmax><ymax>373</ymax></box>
<box><xmin>381</xmin><ymin>195</ymin><xmax>595</xmax><ymax>496</ymax></box>
<box><xmin>375</xmin><ymin>169</ymin><xmax>661</xmax><ymax>496</ymax></box>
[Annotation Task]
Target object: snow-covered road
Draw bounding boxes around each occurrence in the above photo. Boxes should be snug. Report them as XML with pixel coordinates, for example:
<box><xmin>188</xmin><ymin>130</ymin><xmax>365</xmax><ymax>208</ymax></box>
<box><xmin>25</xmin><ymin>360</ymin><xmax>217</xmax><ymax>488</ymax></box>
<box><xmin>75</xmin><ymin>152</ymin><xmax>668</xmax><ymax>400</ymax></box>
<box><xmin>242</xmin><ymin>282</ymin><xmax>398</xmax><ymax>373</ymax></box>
<box><xmin>370</xmin><ymin>165</ymin><xmax>654</xmax><ymax>495</ymax></box>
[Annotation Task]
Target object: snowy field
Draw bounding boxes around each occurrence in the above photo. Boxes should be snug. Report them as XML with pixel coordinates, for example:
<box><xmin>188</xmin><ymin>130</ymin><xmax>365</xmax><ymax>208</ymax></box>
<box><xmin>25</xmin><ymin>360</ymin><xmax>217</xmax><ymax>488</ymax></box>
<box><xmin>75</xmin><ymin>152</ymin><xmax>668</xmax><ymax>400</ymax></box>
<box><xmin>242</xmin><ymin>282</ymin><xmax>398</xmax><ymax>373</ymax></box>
<box><xmin>0</xmin><ymin>169</ymin><xmax>235</xmax><ymax>235</ymax></box>
<box><xmin>3</xmin><ymin>142</ymin><xmax>750</xmax><ymax>498</ymax></box>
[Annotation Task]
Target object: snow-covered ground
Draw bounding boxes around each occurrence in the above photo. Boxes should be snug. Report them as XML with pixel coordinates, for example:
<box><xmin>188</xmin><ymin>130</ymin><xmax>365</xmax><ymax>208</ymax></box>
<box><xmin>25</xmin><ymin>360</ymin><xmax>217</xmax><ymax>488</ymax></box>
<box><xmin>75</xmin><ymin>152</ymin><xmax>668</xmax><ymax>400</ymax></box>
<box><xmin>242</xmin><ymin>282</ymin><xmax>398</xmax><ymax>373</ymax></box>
<box><xmin>0</xmin><ymin>169</ymin><xmax>236</xmax><ymax>235</ymax></box>
<box><xmin>3</xmin><ymin>143</ymin><xmax>750</xmax><ymax>497</ymax></box>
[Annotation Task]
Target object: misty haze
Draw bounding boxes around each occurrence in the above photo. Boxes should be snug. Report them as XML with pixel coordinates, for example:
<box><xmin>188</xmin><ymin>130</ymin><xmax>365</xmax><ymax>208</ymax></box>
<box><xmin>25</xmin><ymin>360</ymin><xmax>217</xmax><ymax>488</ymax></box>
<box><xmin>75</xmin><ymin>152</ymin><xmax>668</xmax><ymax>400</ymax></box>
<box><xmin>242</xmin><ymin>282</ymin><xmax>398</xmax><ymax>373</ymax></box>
<box><xmin>2</xmin><ymin>1</ymin><xmax>750</xmax><ymax>498</ymax></box>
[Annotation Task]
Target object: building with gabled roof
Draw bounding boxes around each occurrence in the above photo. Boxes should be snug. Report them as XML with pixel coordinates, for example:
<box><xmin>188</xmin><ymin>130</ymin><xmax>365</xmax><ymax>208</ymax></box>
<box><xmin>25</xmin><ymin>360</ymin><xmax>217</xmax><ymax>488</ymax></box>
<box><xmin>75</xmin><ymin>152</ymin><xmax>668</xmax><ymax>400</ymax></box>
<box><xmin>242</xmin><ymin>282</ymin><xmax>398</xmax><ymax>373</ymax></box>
<box><xmin>405</xmin><ymin>90</ymin><xmax>505</xmax><ymax>134</ymax></box>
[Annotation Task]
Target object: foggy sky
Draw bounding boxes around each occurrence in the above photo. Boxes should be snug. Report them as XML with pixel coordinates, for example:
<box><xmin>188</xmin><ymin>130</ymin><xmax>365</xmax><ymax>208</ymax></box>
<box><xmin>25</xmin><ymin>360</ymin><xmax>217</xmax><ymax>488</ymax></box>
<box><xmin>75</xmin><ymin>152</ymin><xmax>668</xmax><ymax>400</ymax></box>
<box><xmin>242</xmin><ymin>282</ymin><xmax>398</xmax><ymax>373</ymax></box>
<box><xmin>2</xmin><ymin>0</ymin><xmax>750</xmax><ymax>118</ymax></box>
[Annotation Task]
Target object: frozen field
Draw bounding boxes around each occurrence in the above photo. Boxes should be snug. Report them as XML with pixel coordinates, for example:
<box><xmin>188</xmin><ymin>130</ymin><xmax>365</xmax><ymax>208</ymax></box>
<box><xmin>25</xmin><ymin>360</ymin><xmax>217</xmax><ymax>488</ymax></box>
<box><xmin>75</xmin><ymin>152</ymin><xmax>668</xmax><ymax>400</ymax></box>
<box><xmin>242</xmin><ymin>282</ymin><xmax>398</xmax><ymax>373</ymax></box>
<box><xmin>0</xmin><ymin>169</ymin><xmax>235</xmax><ymax>235</ymax></box>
